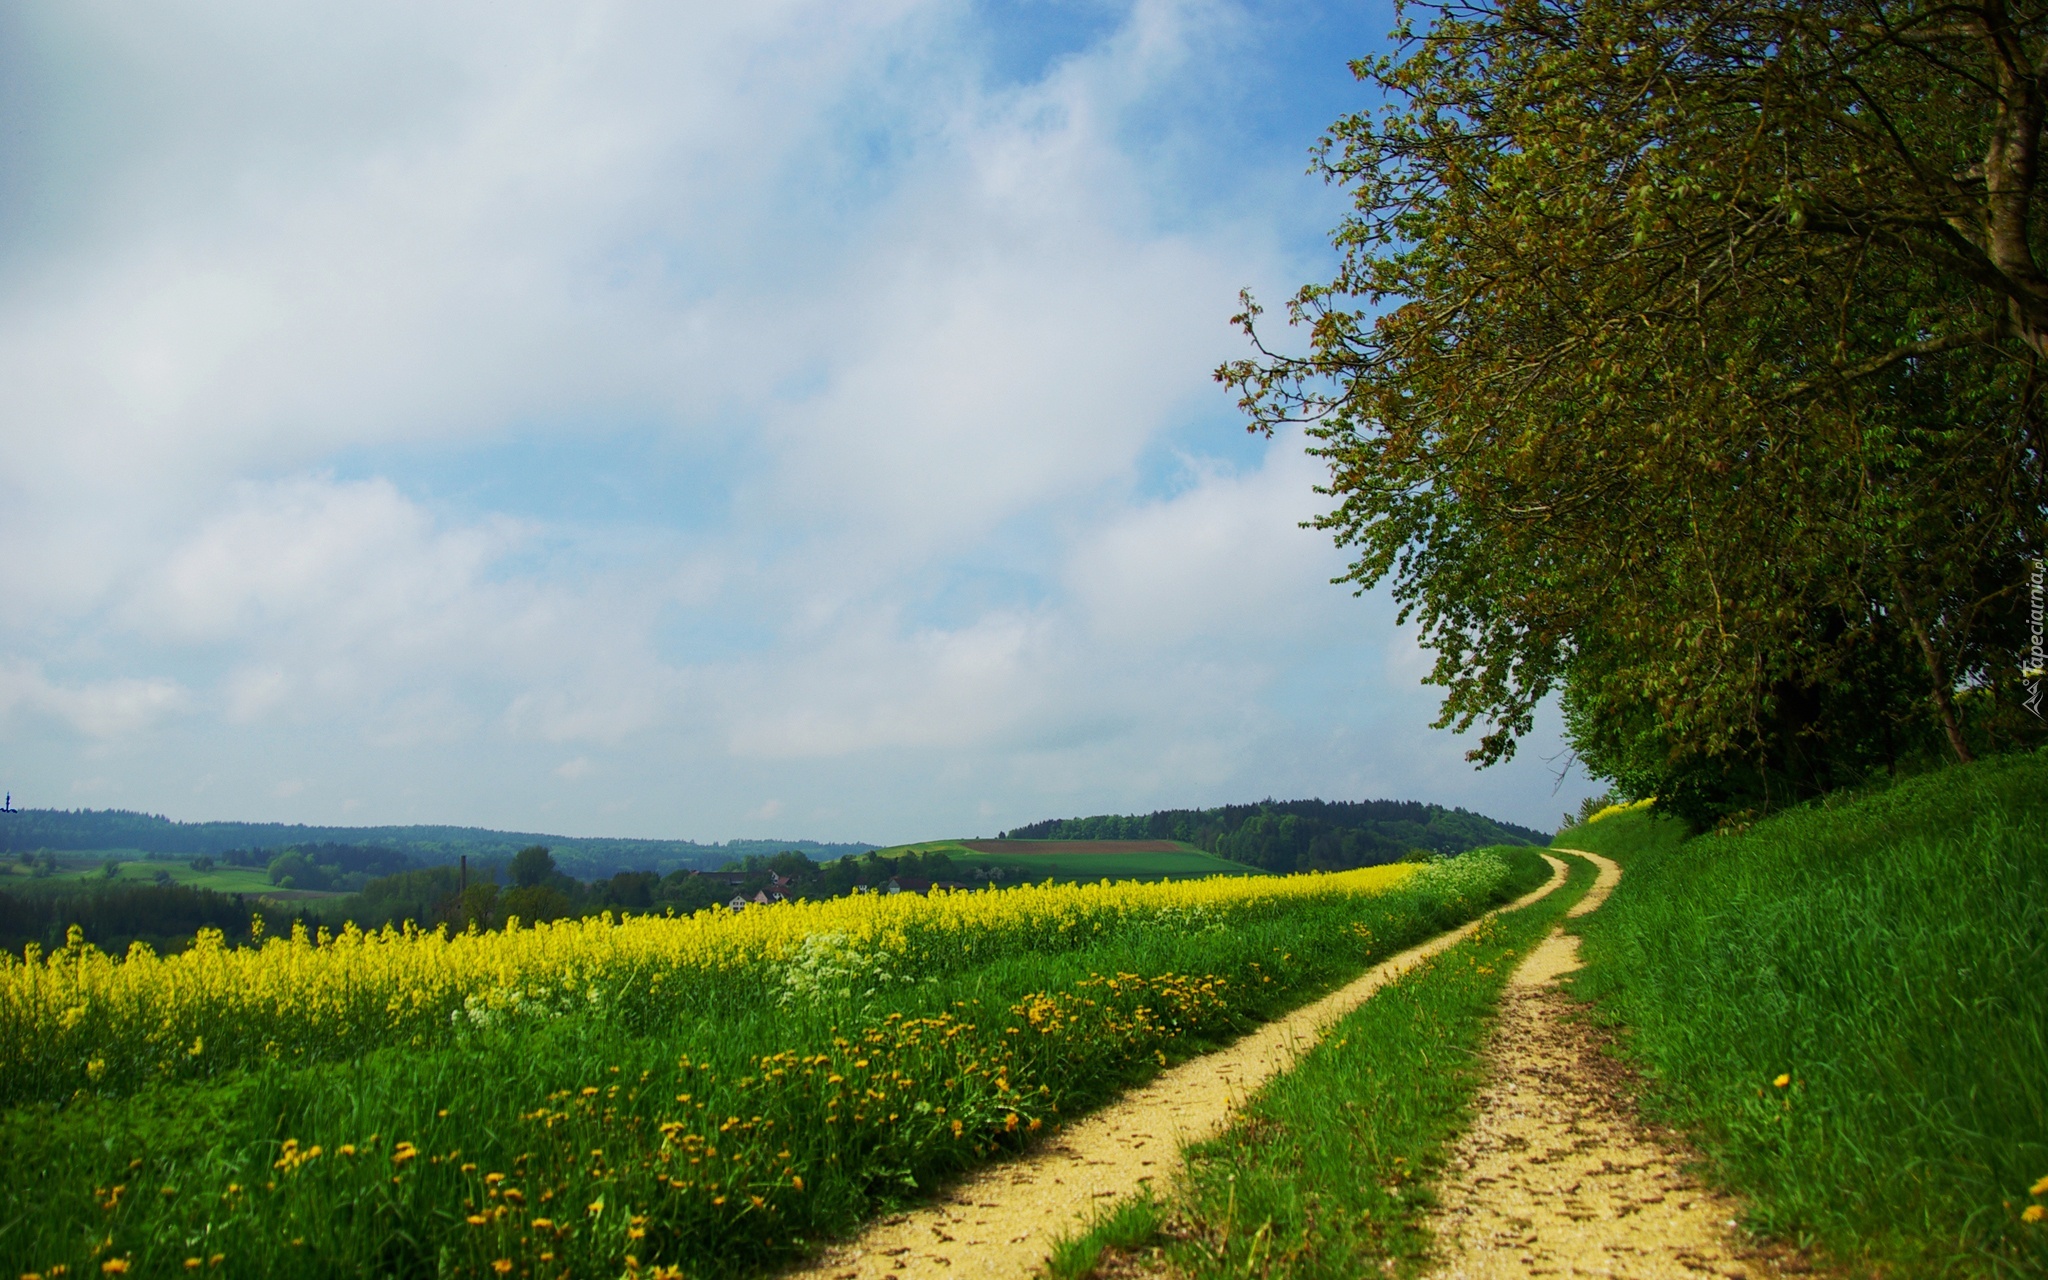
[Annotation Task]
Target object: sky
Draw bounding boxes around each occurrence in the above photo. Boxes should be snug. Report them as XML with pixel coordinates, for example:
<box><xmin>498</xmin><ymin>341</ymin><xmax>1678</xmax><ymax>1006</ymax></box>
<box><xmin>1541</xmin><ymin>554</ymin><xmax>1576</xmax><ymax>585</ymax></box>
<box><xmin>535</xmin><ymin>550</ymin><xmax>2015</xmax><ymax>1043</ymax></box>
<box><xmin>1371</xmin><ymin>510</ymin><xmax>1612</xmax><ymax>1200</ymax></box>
<box><xmin>0</xmin><ymin>0</ymin><xmax>1593</xmax><ymax>844</ymax></box>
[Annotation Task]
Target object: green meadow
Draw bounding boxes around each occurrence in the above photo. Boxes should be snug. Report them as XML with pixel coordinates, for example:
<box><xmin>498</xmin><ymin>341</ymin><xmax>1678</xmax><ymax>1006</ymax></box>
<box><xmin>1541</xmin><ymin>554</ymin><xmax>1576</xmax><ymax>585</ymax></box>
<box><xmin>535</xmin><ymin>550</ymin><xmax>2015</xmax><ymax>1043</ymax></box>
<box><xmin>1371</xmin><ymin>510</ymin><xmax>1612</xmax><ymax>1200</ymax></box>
<box><xmin>0</xmin><ymin>852</ymin><xmax>339</xmax><ymax>900</ymax></box>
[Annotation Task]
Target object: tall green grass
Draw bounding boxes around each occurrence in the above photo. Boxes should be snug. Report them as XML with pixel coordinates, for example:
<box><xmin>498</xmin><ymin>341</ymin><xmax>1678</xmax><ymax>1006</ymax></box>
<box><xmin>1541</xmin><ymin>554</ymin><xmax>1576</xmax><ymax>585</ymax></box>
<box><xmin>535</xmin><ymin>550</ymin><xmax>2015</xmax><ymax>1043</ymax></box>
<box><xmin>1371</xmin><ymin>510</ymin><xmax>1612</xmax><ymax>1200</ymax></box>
<box><xmin>1</xmin><ymin>852</ymin><xmax>1547</xmax><ymax>1279</ymax></box>
<box><xmin>1566</xmin><ymin>752</ymin><xmax>2048</xmax><ymax>1276</ymax></box>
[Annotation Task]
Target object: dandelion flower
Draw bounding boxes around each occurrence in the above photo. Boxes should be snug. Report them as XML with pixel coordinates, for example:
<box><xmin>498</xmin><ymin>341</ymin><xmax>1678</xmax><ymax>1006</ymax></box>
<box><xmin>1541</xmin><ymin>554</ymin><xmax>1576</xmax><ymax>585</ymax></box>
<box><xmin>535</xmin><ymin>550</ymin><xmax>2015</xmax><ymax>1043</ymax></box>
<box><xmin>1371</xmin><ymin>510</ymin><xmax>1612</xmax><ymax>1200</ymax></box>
<box><xmin>2025</xmin><ymin>1205</ymin><xmax>2046</xmax><ymax>1224</ymax></box>
<box><xmin>1773</xmin><ymin>1074</ymin><xmax>1791</xmax><ymax>1088</ymax></box>
<box><xmin>2032</xmin><ymin>1174</ymin><xmax>2048</xmax><ymax>1197</ymax></box>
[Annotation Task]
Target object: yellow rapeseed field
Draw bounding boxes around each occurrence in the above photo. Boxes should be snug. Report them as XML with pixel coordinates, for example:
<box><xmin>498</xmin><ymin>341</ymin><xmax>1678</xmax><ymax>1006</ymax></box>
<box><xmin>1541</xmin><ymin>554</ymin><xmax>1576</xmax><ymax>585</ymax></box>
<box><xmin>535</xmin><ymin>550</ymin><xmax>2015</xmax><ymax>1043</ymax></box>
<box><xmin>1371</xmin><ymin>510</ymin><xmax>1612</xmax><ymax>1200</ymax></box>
<box><xmin>1579</xmin><ymin>797</ymin><xmax>1654</xmax><ymax>827</ymax></box>
<box><xmin>0</xmin><ymin>865</ymin><xmax>1416</xmax><ymax>1104</ymax></box>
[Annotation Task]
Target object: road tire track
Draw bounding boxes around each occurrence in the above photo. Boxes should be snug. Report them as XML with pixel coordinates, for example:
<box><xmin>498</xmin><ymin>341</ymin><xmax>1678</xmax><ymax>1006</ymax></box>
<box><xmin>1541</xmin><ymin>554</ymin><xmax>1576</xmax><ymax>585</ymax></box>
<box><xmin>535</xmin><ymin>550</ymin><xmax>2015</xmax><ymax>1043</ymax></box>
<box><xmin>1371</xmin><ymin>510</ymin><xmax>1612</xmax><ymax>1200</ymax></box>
<box><xmin>1426</xmin><ymin>849</ymin><xmax>1806</xmax><ymax>1280</ymax></box>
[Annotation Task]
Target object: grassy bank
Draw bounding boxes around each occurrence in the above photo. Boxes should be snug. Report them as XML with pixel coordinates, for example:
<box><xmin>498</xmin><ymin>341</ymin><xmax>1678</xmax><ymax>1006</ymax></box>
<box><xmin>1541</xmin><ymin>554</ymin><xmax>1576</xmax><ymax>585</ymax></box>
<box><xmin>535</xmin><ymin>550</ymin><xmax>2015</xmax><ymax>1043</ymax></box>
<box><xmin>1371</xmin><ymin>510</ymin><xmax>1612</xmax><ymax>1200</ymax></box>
<box><xmin>1563</xmin><ymin>753</ymin><xmax>2048</xmax><ymax>1276</ymax></box>
<box><xmin>2</xmin><ymin>852</ymin><xmax>1544</xmax><ymax>1278</ymax></box>
<box><xmin>1049</xmin><ymin>851</ymin><xmax>1593</xmax><ymax>1279</ymax></box>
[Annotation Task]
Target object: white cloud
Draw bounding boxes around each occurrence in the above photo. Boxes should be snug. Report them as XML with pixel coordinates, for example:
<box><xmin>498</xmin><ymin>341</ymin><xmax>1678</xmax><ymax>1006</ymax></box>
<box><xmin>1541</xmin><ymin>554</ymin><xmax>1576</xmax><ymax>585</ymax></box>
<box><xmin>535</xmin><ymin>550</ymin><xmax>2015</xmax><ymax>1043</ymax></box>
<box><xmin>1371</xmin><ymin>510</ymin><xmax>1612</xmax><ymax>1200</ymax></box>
<box><xmin>134</xmin><ymin>477</ymin><xmax>513</xmax><ymax>642</ymax></box>
<box><xmin>0</xmin><ymin>0</ymin><xmax>1580</xmax><ymax>837</ymax></box>
<box><xmin>1068</xmin><ymin>439</ymin><xmax>1344</xmax><ymax>646</ymax></box>
<box><xmin>0</xmin><ymin>661</ymin><xmax>190</xmax><ymax>740</ymax></box>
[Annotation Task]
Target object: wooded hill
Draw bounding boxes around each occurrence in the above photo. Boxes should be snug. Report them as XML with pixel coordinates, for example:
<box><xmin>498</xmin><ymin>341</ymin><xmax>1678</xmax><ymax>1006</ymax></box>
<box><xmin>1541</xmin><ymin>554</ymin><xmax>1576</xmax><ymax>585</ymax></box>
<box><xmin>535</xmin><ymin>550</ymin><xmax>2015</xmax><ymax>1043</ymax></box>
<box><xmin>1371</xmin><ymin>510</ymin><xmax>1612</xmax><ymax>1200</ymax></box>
<box><xmin>1000</xmin><ymin>799</ymin><xmax>1546</xmax><ymax>874</ymax></box>
<box><xmin>0</xmin><ymin>809</ymin><xmax>874</xmax><ymax>879</ymax></box>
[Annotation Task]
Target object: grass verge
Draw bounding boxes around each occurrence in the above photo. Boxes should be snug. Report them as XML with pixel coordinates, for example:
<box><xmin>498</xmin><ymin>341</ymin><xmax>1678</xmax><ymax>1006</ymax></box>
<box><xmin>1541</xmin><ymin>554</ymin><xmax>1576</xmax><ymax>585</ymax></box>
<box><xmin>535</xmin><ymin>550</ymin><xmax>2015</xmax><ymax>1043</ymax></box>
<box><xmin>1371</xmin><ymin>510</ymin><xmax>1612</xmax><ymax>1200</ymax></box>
<box><xmin>1564</xmin><ymin>751</ymin><xmax>2048</xmax><ymax>1277</ymax></box>
<box><xmin>1050</xmin><ymin>851</ymin><xmax>1595</xmax><ymax>1279</ymax></box>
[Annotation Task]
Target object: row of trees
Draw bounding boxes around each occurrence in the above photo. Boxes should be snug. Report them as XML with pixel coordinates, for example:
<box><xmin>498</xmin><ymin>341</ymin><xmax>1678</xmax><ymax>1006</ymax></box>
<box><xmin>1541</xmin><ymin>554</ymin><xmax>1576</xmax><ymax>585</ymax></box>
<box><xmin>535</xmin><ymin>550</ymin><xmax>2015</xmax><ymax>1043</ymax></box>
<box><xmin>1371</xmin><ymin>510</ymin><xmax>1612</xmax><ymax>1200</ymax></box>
<box><xmin>0</xmin><ymin>847</ymin><xmax>971</xmax><ymax>955</ymax></box>
<box><xmin>1228</xmin><ymin>0</ymin><xmax>2048</xmax><ymax>824</ymax></box>
<box><xmin>429</xmin><ymin>847</ymin><xmax>969</xmax><ymax>930</ymax></box>
<box><xmin>0</xmin><ymin>882</ymin><xmax>319</xmax><ymax>958</ymax></box>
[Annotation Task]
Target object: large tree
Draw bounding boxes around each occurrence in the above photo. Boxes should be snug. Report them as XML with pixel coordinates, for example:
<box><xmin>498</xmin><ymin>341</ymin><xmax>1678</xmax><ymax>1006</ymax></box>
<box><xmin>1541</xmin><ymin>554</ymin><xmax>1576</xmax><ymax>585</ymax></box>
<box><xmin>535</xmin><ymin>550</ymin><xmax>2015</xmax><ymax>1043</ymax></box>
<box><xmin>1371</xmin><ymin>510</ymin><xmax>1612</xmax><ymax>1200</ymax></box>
<box><xmin>1226</xmin><ymin>0</ymin><xmax>2048</xmax><ymax>817</ymax></box>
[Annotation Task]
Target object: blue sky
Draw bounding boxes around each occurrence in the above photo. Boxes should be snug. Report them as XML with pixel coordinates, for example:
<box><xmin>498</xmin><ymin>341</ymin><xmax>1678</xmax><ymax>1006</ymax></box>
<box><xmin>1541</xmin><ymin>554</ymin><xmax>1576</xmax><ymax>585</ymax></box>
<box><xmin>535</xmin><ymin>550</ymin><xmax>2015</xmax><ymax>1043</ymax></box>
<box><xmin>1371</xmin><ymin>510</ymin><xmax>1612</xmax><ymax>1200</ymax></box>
<box><xmin>0</xmin><ymin>0</ymin><xmax>1593</xmax><ymax>843</ymax></box>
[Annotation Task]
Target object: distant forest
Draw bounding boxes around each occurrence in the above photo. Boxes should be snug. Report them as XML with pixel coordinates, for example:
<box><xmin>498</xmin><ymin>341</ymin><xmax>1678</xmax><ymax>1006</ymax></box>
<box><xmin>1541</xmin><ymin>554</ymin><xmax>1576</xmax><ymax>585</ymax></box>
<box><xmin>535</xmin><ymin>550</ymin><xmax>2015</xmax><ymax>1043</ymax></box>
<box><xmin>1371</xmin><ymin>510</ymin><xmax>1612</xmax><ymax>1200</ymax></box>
<box><xmin>0</xmin><ymin>809</ymin><xmax>875</xmax><ymax>878</ymax></box>
<box><xmin>1001</xmin><ymin>799</ymin><xmax>1548</xmax><ymax>874</ymax></box>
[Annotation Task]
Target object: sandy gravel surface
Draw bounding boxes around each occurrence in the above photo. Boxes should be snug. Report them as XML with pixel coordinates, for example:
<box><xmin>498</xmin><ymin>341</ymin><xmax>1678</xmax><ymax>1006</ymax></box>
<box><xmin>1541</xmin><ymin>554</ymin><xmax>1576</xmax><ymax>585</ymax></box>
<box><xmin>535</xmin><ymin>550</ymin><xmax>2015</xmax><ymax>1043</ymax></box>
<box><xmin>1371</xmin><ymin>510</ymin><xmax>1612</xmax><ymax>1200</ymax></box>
<box><xmin>1427</xmin><ymin>850</ymin><xmax>1795</xmax><ymax>1280</ymax></box>
<box><xmin>783</xmin><ymin>857</ymin><xmax>1571</xmax><ymax>1280</ymax></box>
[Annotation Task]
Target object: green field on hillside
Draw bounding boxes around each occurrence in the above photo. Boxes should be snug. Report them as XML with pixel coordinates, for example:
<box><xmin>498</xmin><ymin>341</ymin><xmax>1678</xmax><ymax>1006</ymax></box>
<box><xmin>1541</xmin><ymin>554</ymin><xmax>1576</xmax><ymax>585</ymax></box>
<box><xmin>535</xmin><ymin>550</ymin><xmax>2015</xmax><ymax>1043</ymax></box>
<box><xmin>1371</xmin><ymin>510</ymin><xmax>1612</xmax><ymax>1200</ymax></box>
<box><xmin>0</xmin><ymin>852</ymin><xmax>341</xmax><ymax>900</ymax></box>
<box><xmin>870</xmin><ymin>839</ymin><xmax>1262</xmax><ymax>881</ymax></box>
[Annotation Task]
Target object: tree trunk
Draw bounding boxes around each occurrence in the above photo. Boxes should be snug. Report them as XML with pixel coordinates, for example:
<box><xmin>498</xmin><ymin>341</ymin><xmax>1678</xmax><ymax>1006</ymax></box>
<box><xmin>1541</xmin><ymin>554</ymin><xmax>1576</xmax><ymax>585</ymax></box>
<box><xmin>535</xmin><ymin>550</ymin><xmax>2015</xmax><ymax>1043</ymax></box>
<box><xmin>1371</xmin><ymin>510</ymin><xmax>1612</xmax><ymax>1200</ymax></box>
<box><xmin>1893</xmin><ymin>576</ymin><xmax>1975</xmax><ymax>764</ymax></box>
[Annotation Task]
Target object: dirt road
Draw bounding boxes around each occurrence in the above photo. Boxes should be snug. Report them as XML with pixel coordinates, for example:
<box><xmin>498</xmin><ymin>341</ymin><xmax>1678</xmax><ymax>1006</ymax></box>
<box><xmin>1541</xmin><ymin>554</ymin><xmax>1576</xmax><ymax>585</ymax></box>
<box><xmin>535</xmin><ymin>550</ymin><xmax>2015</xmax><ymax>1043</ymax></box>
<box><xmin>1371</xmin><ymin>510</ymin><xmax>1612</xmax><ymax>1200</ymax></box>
<box><xmin>784</xmin><ymin>857</ymin><xmax>1571</xmax><ymax>1280</ymax></box>
<box><xmin>1426</xmin><ymin>849</ymin><xmax>1787</xmax><ymax>1279</ymax></box>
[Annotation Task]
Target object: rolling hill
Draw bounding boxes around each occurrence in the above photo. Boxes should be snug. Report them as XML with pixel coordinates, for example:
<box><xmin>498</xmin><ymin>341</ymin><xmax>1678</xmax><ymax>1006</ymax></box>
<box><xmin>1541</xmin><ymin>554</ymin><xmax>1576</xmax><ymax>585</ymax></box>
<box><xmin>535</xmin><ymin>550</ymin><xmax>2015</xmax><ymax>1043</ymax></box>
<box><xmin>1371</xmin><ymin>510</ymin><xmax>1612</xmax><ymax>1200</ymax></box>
<box><xmin>999</xmin><ymin>797</ymin><xmax>1547</xmax><ymax>874</ymax></box>
<box><xmin>0</xmin><ymin>809</ymin><xmax>874</xmax><ymax>880</ymax></box>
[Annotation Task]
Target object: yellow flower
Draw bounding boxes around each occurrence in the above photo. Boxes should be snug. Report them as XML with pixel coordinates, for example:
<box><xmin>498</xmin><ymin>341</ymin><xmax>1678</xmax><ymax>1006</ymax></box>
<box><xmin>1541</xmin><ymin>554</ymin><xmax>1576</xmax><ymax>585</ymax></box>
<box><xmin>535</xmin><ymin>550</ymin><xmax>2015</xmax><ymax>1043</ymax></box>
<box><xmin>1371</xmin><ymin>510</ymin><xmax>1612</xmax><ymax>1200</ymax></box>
<box><xmin>2024</xmin><ymin>1205</ymin><xmax>2046</xmax><ymax>1224</ymax></box>
<box><xmin>100</xmin><ymin>1264</ymin><xmax>129</xmax><ymax>1276</ymax></box>
<box><xmin>492</xmin><ymin>1262</ymin><xmax>513</xmax><ymax>1275</ymax></box>
<box><xmin>1773</xmin><ymin>1074</ymin><xmax>1791</xmax><ymax>1088</ymax></box>
<box><xmin>2032</xmin><ymin>1174</ymin><xmax>2048</xmax><ymax>1197</ymax></box>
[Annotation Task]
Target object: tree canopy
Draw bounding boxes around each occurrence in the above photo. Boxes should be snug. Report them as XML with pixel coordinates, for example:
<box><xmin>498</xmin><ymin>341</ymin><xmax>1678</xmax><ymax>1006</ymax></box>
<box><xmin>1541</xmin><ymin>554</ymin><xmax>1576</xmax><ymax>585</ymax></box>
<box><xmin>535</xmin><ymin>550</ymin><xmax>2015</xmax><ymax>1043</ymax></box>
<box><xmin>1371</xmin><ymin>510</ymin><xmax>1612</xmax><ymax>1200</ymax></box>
<box><xmin>1225</xmin><ymin>0</ymin><xmax>2048</xmax><ymax>821</ymax></box>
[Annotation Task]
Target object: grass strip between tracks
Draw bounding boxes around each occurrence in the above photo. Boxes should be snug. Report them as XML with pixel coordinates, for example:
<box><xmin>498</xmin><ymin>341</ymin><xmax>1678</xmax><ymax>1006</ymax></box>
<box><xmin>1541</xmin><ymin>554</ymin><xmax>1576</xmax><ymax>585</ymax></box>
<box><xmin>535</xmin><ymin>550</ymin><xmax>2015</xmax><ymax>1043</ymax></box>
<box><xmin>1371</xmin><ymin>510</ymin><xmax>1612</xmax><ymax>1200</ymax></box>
<box><xmin>1048</xmin><ymin>851</ymin><xmax>1596</xmax><ymax>1280</ymax></box>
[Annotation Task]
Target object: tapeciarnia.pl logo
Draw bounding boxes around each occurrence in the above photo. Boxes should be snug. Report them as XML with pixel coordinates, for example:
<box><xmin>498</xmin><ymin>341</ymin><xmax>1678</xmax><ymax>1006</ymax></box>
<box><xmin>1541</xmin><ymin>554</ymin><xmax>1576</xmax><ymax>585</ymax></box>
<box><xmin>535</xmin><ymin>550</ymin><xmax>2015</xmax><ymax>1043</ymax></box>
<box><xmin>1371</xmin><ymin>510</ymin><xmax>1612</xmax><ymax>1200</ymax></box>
<box><xmin>2028</xmin><ymin>559</ymin><xmax>2045</xmax><ymax>720</ymax></box>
